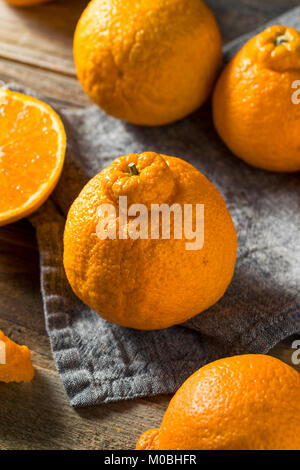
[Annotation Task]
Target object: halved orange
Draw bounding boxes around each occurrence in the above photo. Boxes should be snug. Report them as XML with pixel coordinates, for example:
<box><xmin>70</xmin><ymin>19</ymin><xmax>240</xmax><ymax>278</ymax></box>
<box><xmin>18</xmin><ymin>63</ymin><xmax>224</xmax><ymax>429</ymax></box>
<box><xmin>0</xmin><ymin>88</ymin><xmax>66</xmax><ymax>226</ymax></box>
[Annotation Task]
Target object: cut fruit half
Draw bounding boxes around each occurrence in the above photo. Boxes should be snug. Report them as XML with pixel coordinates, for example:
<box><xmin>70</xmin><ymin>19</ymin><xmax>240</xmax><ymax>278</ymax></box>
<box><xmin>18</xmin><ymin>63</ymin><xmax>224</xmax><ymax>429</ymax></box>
<box><xmin>0</xmin><ymin>88</ymin><xmax>66</xmax><ymax>226</ymax></box>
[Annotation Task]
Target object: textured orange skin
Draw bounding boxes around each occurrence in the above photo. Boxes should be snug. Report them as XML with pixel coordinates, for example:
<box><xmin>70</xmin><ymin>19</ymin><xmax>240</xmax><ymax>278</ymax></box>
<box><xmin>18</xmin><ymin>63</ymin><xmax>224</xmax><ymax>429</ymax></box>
<box><xmin>136</xmin><ymin>355</ymin><xmax>300</xmax><ymax>450</ymax></box>
<box><xmin>213</xmin><ymin>25</ymin><xmax>300</xmax><ymax>172</ymax></box>
<box><xmin>0</xmin><ymin>329</ymin><xmax>34</xmax><ymax>383</ymax></box>
<box><xmin>0</xmin><ymin>88</ymin><xmax>66</xmax><ymax>226</ymax></box>
<box><xmin>4</xmin><ymin>0</ymin><xmax>51</xmax><ymax>5</ymax></box>
<box><xmin>63</xmin><ymin>152</ymin><xmax>237</xmax><ymax>330</ymax></box>
<box><xmin>74</xmin><ymin>0</ymin><xmax>222</xmax><ymax>126</ymax></box>
<box><xmin>136</xmin><ymin>429</ymin><xmax>160</xmax><ymax>450</ymax></box>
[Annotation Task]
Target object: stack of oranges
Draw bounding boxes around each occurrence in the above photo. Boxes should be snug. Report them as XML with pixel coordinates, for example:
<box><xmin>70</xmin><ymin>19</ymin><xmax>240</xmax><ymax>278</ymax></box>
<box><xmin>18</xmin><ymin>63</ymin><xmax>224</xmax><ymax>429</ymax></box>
<box><xmin>1</xmin><ymin>0</ymin><xmax>300</xmax><ymax>450</ymax></box>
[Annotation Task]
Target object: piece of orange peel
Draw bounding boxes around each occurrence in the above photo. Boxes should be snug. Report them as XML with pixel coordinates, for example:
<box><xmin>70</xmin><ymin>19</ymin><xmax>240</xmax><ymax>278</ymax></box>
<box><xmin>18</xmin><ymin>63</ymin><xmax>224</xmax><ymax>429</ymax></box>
<box><xmin>0</xmin><ymin>329</ymin><xmax>34</xmax><ymax>383</ymax></box>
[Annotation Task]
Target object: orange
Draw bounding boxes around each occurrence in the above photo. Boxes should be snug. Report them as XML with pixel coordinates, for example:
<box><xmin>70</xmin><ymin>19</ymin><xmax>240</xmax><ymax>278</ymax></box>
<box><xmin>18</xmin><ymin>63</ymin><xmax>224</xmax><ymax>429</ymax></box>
<box><xmin>213</xmin><ymin>25</ymin><xmax>300</xmax><ymax>172</ymax></box>
<box><xmin>74</xmin><ymin>0</ymin><xmax>222</xmax><ymax>126</ymax></box>
<box><xmin>0</xmin><ymin>88</ymin><xmax>66</xmax><ymax>226</ymax></box>
<box><xmin>3</xmin><ymin>0</ymin><xmax>51</xmax><ymax>5</ymax></box>
<box><xmin>136</xmin><ymin>355</ymin><xmax>300</xmax><ymax>450</ymax></box>
<box><xmin>63</xmin><ymin>152</ymin><xmax>237</xmax><ymax>330</ymax></box>
<box><xmin>0</xmin><ymin>329</ymin><xmax>34</xmax><ymax>383</ymax></box>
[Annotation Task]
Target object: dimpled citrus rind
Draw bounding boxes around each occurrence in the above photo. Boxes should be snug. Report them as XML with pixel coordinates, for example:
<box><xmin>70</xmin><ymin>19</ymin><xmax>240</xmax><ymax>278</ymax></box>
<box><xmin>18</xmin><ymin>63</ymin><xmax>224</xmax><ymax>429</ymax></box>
<box><xmin>136</xmin><ymin>429</ymin><xmax>160</xmax><ymax>450</ymax></box>
<box><xmin>74</xmin><ymin>0</ymin><xmax>222</xmax><ymax>125</ymax></box>
<box><xmin>145</xmin><ymin>355</ymin><xmax>300</xmax><ymax>450</ymax></box>
<box><xmin>63</xmin><ymin>152</ymin><xmax>237</xmax><ymax>330</ymax></box>
<box><xmin>213</xmin><ymin>25</ymin><xmax>300</xmax><ymax>172</ymax></box>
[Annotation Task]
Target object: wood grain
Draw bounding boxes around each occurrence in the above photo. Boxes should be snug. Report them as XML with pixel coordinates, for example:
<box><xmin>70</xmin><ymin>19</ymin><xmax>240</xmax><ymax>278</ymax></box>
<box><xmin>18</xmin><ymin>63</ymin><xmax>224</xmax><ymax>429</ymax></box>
<box><xmin>0</xmin><ymin>0</ymin><xmax>299</xmax><ymax>450</ymax></box>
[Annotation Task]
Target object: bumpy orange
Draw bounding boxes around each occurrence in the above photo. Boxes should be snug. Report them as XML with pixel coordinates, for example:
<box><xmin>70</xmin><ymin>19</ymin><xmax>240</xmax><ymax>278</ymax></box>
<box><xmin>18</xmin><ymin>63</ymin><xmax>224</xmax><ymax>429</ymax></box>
<box><xmin>4</xmin><ymin>0</ymin><xmax>51</xmax><ymax>5</ymax></box>
<box><xmin>0</xmin><ymin>88</ymin><xmax>66</xmax><ymax>226</ymax></box>
<box><xmin>64</xmin><ymin>152</ymin><xmax>237</xmax><ymax>330</ymax></box>
<box><xmin>213</xmin><ymin>25</ymin><xmax>300</xmax><ymax>172</ymax></box>
<box><xmin>0</xmin><ymin>329</ymin><xmax>34</xmax><ymax>383</ymax></box>
<box><xmin>74</xmin><ymin>0</ymin><xmax>222</xmax><ymax>126</ymax></box>
<box><xmin>136</xmin><ymin>355</ymin><xmax>300</xmax><ymax>450</ymax></box>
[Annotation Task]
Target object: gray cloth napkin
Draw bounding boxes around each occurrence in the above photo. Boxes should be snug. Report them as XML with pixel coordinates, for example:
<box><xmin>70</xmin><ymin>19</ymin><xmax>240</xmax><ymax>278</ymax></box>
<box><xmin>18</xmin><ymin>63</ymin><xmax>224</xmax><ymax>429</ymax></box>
<box><xmin>13</xmin><ymin>7</ymin><xmax>300</xmax><ymax>406</ymax></box>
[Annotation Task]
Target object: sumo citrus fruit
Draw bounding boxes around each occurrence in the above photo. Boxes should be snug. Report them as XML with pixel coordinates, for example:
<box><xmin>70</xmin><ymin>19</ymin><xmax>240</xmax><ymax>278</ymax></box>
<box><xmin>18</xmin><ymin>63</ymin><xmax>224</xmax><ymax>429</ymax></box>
<box><xmin>136</xmin><ymin>355</ymin><xmax>300</xmax><ymax>450</ymax></box>
<box><xmin>213</xmin><ymin>25</ymin><xmax>300</xmax><ymax>172</ymax></box>
<box><xmin>74</xmin><ymin>0</ymin><xmax>222</xmax><ymax>126</ymax></box>
<box><xmin>63</xmin><ymin>152</ymin><xmax>237</xmax><ymax>330</ymax></box>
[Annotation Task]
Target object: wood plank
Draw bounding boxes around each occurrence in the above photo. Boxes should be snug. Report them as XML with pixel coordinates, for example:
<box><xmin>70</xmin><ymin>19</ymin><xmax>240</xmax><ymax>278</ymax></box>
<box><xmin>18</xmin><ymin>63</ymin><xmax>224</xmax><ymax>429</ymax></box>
<box><xmin>0</xmin><ymin>317</ymin><xmax>54</xmax><ymax>371</ymax></box>
<box><xmin>0</xmin><ymin>1</ymin><xmax>82</xmax><ymax>76</ymax></box>
<box><xmin>0</xmin><ymin>0</ymin><xmax>90</xmax><ymax>105</ymax></box>
<box><xmin>0</xmin><ymin>222</ymin><xmax>47</xmax><ymax>335</ymax></box>
<box><xmin>0</xmin><ymin>41</ymin><xmax>74</xmax><ymax>77</ymax></box>
<box><xmin>0</xmin><ymin>58</ymin><xmax>91</xmax><ymax>107</ymax></box>
<box><xmin>0</xmin><ymin>1</ymin><xmax>85</xmax><ymax>54</ymax></box>
<box><xmin>0</xmin><ymin>365</ymin><xmax>169</xmax><ymax>450</ymax></box>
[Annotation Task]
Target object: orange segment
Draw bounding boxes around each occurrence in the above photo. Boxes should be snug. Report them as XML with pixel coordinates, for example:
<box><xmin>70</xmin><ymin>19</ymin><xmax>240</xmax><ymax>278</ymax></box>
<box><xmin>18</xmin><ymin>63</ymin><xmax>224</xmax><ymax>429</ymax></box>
<box><xmin>0</xmin><ymin>329</ymin><xmax>34</xmax><ymax>383</ymax></box>
<box><xmin>0</xmin><ymin>88</ymin><xmax>66</xmax><ymax>226</ymax></box>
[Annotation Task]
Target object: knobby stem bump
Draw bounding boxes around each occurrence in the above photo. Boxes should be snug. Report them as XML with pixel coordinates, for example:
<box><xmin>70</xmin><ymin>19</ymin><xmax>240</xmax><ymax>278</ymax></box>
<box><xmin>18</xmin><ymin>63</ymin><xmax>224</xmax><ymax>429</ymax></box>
<box><xmin>275</xmin><ymin>35</ymin><xmax>288</xmax><ymax>46</ymax></box>
<box><xmin>128</xmin><ymin>162</ymin><xmax>139</xmax><ymax>176</ymax></box>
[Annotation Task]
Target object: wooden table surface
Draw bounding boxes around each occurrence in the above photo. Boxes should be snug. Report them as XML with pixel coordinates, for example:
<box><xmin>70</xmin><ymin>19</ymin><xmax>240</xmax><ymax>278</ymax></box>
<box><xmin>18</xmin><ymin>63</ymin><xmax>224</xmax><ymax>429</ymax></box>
<box><xmin>0</xmin><ymin>0</ymin><xmax>299</xmax><ymax>450</ymax></box>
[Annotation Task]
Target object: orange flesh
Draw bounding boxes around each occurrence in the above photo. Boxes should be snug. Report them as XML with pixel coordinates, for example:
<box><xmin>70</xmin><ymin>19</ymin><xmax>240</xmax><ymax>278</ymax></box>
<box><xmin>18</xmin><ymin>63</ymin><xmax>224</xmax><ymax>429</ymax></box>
<box><xmin>0</xmin><ymin>89</ymin><xmax>66</xmax><ymax>224</ymax></box>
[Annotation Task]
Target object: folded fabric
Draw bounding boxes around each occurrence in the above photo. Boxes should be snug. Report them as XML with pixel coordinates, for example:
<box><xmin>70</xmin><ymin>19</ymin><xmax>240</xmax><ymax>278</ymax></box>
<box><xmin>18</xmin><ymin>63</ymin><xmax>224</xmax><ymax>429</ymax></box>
<box><xmin>18</xmin><ymin>6</ymin><xmax>299</xmax><ymax>406</ymax></box>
